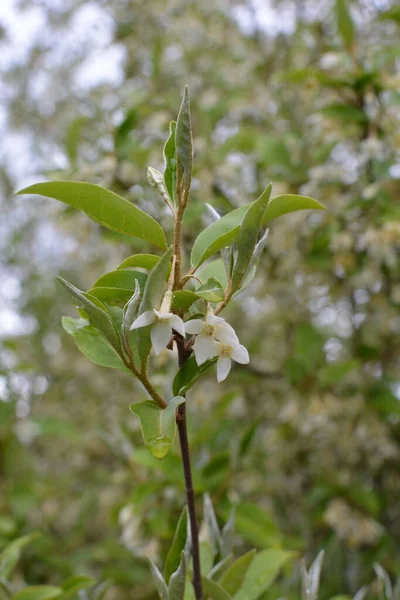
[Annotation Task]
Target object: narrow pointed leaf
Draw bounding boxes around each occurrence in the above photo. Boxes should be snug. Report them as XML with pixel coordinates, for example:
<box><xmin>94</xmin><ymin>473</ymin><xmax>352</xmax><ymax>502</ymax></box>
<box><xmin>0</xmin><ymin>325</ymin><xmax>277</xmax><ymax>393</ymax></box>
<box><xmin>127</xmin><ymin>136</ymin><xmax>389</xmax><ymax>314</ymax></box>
<box><xmin>175</xmin><ymin>87</ymin><xmax>193</xmax><ymax>205</ymax></box>
<box><xmin>87</xmin><ymin>287</ymin><xmax>135</xmax><ymax>306</ymax></box>
<box><xmin>219</xmin><ymin>550</ymin><xmax>256</xmax><ymax>596</ymax></box>
<box><xmin>130</xmin><ymin>396</ymin><xmax>185</xmax><ymax>459</ymax></box>
<box><xmin>164</xmin><ymin>507</ymin><xmax>188</xmax><ymax>583</ymax></box>
<box><xmin>117</xmin><ymin>253</ymin><xmax>162</xmax><ymax>271</ymax></box>
<box><xmin>57</xmin><ymin>277</ymin><xmax>121</xmax><ymax>352</ymax></box>
<box><xmin>221</xmin><ymin>507</ymin><xmax>235</xmax><ymax>558</ymax></box>
<box><xmin>209</xmin><ymin>555</ymin><xmax>235</xmax><ymax>581</ymax></box>
<box><xmin>202</xmin><ymin>577</ymin><xmax>233</xmax><ymax>600</ymax></box>
<box><xmin>168</xmin><ymin>551</ymin><xmax>187</xmax><ymax>600</ymax></box>
<box><xmin>148</xmin><ymin>559</ymin><xmax>169</xmax><ymax>600</ymax></box>
<box><xmin>231</xmin><ymin>184</ymin><xmax>271</xmax><ymax>291</ymax></box>
<box><xmin>139</xmin><ymin>247</ymin><xmax>173</xmax><ymax>314</ymax></box>
<box><xmin>164</xmin><ymin>120</ymin><xmax>177</xmax><ymax>203</ymax></box>
<box><xmin>138</xmin><ymin>246</ymin><xmax>173</xmax><ymax>361</ymax></box>
<box><xmin>17</xmin><ymin>181</ymin><xmax>167</xmax><ymax>248</ymax></box>
<box><xmin>204</xmin><ymin>494</ymin><xmax>223</xmax><ymax>554</ymax></box>
<box><xmin>234</xmin><ymin>550</ymin><xmax>293</xmax><ymax>600</ymax></box>
<box><xmin>191</xmin><ymin>194</ymin><xmax>324</xmax><ymax>268</ymax></box>
<box><xmin>302</xmin><ymin>550</ymin><xmax>325</xmax><ymax>600</ymax></box>
<box><xmin>122</xmin><ymin>280</ymin><xmax>141</xmax><ymax>354</ymax></box>
<box><xmin>62</xmin><ymin>317</ymin><xmax>131</xmax><ymax>374</ymax></box>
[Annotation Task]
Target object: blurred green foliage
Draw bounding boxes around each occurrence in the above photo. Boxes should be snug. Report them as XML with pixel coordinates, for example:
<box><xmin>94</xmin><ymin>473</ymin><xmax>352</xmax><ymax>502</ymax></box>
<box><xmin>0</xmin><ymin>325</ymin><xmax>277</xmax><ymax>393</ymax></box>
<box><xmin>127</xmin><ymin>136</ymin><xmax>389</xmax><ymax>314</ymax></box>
<box><xmin>0</xmin><ymin>0</ymin><xmax>399</xmax><ymax>598</ymax></box>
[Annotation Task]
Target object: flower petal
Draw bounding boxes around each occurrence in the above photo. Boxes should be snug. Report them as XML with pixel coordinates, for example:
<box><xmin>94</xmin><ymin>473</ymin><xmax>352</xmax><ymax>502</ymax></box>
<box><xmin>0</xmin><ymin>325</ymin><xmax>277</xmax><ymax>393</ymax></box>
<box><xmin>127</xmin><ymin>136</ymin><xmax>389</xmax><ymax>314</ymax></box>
<box><xmin>231</xmin><ymin>343</ymin><xmax>250</xmax><ymax>364</ymax></box>
<box><xmin>184</xmin><ymin>319</ymin><xmax>204</xmax><ymax>335</ymax></box>
<box><xmin>169</xmin><ymin>314</ymin><xmax>185</xmax><ymax>337</ymax></box>
<box><xmin>207</xmin><ymin>314</ymin><xmax>225</xmax><ymax>326</ymax></box>
<box><xmin>130</xmin><ymin>310</ymin><xmax>156</xmax><ymax>330</ymax></box>
<box><xmin>216</xmin><ymin>322</ymin><xmax>239</xmax><ymax>345</ymax></box>
<box><xmin>193</xmin><ymin>335</ymin><xmax>218</xmax><ymax>365</ymax></box>
<box><xmin>217</xmin><ymin>357</ymin><xmax>231</xmax><ymax>382</ymax></box>
<box><xmin>151</xmin><ymin>321</ymin><xmax>172</xmax><ymax>355</ymax></box>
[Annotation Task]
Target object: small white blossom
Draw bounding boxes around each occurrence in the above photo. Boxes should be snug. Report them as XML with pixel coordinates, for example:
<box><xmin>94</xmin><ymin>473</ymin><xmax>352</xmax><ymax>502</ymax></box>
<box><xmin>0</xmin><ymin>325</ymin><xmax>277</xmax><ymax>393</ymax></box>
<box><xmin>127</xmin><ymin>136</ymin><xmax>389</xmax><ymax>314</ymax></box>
<box><xmin>215</xmin><ymin>341</ymin><xmax>250</xmax><ymax>382</ymax></box>
<box><xmin>185</xmin><ymin>313</ymin><xmax>239</xmax><ymax>365</ymax></box>
<box><xmin>130</xmin><ymin>309</ymin><xmax>185</xmax><ymax>355</ymax></box>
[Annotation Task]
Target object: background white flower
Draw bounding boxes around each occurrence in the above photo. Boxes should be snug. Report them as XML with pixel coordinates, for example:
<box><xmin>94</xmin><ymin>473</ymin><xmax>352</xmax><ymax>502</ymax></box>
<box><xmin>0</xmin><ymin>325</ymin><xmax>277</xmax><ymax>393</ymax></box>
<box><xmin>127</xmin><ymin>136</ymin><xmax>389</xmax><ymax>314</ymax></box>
<box><xmin>130</xmin><ymin>309</ymin><xmax>185</xmax><ymax>355</ymax></box>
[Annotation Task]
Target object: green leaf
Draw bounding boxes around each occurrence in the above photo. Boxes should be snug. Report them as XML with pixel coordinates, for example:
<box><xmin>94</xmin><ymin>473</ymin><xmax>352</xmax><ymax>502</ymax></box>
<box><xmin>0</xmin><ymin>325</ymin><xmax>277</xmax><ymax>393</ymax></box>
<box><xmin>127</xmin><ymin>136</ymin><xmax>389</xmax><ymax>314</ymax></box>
<box><xmin>61</xmin><ymin>317</ymin><xmax>131</xmax><ymax>374</ymax></box>
<box><xmin>220</xmin><ymin>502</ymin><xmax>282</xmax><ymax>548</ymax></box>
<box><xmin>200</xmin><ymin>541</ymin><xmax>216</xmax><ymax>576</ymax></box>
<box><xmin>234</xmin><ymin>549</ymin><xmax>293</xmax><ymax>600</ymax></box>
<box><xmin>117</xmin><ymin>253</ymin><xmax>162</xmax><ymax>271</ymax></box>
<box><xmin>164</xmin><ymin>120</ymin><xmax>177</xmax><ymax>204</ymax></box>
<box><xmin>0</xmin><ymin>533</ymin><xmax>40</xmax><ymax>579</ymax></box>
<box><xmin>231</xmin><ymin>184</ymin><xmax>272</xmax><ymax>291</ymax></box>
<box><xmin>320</xmin><ymin>103</ymin><xmax>366</xmax><ymax>123</ymax></box>
<box><xmin>137</xmin><ymin>246</ymin><xmax>173</xmax><ymax>361</ymax></box>
<box><xmin>57</xmin><ymin>277</ymin><xmax>121</xmax><ymax>353</ymax></box>
<box><xmin>336</xmin><ymin>0</ymin><xmax>355</xmax><ymax>49</ymax></box>
<box><xmin>261</xmin><ymin>194</ymin><xmax>325</xmax><ymax>224</ymax></box>
<box><xmin>93</xmin><ymin>269</ymin><xmax>147</xmax><ymax>291</ymax></box>
<box><xmin>171</xmin><ymin>290</ymin><xmax>200</xmax><ymax>313</ymax></box>
<box><xmin>164</xmin><ymin>508</ymin><xmax>188</xmax><ymax>583</ymax></box>
<box><xmin>209</xmin><ymin>556</ymin><xmax>235</xmax><ymax>581</ymax></box>
<box><xmin>202</xmin><ymin>577</ymin><xmax>233</xmax><ymax>600</ymax></box>
<box><xmin>198</xmin><ymin>260</ymin><xmax>228</xmax><ymax>290</ymax></box>
<box><xmin>114</xmin><ymin>107</ymin><xmax>138</xmax><ymax>160</ymax></box>
<box><xmin>87</xmin><ymin>287</ymin><xmax>135</xmax><ymax>306</ymax></box>
<box><xmin>130</xmin><ymin>396</ymin><xmax>185</xmax><ymax>459</ymax></box>
<box><xmin>168</xmin><ymin>551</ymin><xmax>187</xmax><ymax>600</ymax></box>
<box><xmin>61</xmin><ymin>576</ymin><xmax>94</xmax><ymax>597</ymax></box>
<box><xmin>17</xmin><ymin>181</ymin><xmax>166</xmax><ymax>249</ymax></box>
<box><xmin>122</xmin><ymin>280</ymin><xmax>141</xmax><ymax>356</ymax></box>
<box><xmin>191</xmin><ymin>205</ymin><xmax>247</xmax><ymax>268</ymax></box>
<box><xmin>196</xmin><ymin>278</ymin><xmax>225</xmax><ymax>302</ymax></box>
<box><xmin>148</xmin><ymin>559</ymin><xmax>168</xmax><ymax>600</ymax></box>
<box><xmin>219</xmin><ymin>550</ymin><xmax>256</xmax><ymax>596</ymax></box>
<box><xmin>203</xmin><ymin>493</ymin><xmax>223</xmax><ymax>555</ymax></box>
<box><xmin>175</xmin><ymin>87</ymin><xmax>193</xmax><ymax>205</ymax></box>
<box><xmin>139</xmin><ymin>247</ymin><xmax>173</xmax><ymax>314</ymax></box>
<box><xmin>173</xmin><ymin>355</ymin><xmax>217</xmax><ymax>396</ymax></box>
<box><xmin>13</xmin><ymin>586</ymin><xmax>63</xmax><ymax>600</ymax></box>
<box><xmin>191</xmin><ymin>194</ymin><xmax>324</xmax><ymax>268</ymax></box>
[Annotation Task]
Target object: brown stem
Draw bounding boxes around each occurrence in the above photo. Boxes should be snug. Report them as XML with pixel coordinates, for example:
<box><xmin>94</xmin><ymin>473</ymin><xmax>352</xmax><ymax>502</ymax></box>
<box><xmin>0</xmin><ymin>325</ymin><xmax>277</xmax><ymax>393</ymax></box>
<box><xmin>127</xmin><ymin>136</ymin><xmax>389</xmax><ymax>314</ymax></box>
<box><xmin>175</xmin><ymin>336</ymin><xmax>203</xmax><ymax>600</ymax></box>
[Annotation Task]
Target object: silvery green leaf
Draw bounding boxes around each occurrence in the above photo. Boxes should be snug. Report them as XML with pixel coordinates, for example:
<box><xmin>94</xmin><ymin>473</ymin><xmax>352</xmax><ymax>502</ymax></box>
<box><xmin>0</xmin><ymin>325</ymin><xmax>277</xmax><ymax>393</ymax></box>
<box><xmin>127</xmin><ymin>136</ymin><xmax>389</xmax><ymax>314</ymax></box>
<box><xmin>246</xmin><ymin>228</ymin><xmax>269</xmax><ymax>276</ymax></box>
<box><xmin>203</xmin><ymin>494</ymin><xmax>223</xmax><ymax>555</ymax></box>
<box><xmin>208</xmin><ymin>555</ymin><xmax>234</xmax><ymax>581</ymax></box>
<box><xmin>57</xmin><ymin>277</ymin><xmax>121</xmax><ymax>354</ymax></box>
<box><xmin>148</xmin><ymin>559</ymin><xmax>169</xmax><ymax>600</ymax></box>
<box><xmin>206</xmin><ymin>203</ymin><xmax>221</xmax><ymax>222</ymax></box>
<box><xmin>231</xmin><ymin>184</ymin><xmax>272</xmax><ymax>291</ymax></box>
<box><xmin>168</xmin><ymin>551</ymin><xmax>187</xmax><ymax>600</ymax></box>
<box><xmin>353</xmin><ymin>585</ymin><xmax>369</xmax><ymax>600</ymax></box>
<box><xmin>175</xmin><ymin>86</ymin><xmax>193</xmax><ymax>206</ymax></box>
<box><xmin>301</xmin><ymin>551</ymin><xmax>325</xmax><ymax>600</ymax></box>
<box><xmin>164</xmin><ymin>507</ymin><xmax>188</xmax><ymax>583</ymax></box>
<box><xmin>164</xmin><ymin>120</ymin><xmax>177</xmax><ymax>203</ymax></box>
<box><xmin>122</xmin><ymin>279</ymin><xmax>141</xmax><ymax>355</ymax></box>
<box><xmin>221</xmin><ymin>507</ymin><xmax>235</xmax><ymax>558</ymax></box>
<box><xmin>374</xmin><ymin>563</ymin><xmax>393</xmax><ymax>600</ymax></box>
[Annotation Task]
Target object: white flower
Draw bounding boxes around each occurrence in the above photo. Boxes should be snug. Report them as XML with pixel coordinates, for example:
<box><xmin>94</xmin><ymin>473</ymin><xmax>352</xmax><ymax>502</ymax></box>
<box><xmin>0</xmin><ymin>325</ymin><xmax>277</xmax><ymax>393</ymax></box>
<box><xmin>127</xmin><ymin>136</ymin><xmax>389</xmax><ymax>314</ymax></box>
<box><xmin>185</xmin><ymin>313</ymin><xmax>239</xmax><ymax>365</ymax></box>
<box><xmin>215</xmin><ymin>341</ymin><xmax>250</xmax><ymax>382</ymax></box>
<box><xmin>130</xmin><ymin>309</ymin><xmax>185</xmax><ymax>355</ymax></box>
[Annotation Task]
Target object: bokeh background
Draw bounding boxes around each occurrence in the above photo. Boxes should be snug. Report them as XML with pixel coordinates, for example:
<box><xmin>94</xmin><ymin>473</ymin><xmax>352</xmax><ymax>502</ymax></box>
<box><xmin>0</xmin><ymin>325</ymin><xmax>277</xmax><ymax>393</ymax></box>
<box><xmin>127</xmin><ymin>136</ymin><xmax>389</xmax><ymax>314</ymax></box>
<box><xmin>1</xmin><ymin>0</ymin><xmax>399</xmax><ymax>598</ymax></box>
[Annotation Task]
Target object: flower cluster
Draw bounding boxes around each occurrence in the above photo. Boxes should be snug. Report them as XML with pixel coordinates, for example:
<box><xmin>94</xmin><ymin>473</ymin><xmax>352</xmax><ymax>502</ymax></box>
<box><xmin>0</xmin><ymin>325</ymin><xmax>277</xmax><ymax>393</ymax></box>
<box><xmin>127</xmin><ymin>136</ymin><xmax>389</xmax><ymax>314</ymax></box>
<box><xmin>131</xmin><ymin>306</ymin><xmax>249</xmax><ymax>383</ymax></box>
